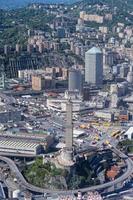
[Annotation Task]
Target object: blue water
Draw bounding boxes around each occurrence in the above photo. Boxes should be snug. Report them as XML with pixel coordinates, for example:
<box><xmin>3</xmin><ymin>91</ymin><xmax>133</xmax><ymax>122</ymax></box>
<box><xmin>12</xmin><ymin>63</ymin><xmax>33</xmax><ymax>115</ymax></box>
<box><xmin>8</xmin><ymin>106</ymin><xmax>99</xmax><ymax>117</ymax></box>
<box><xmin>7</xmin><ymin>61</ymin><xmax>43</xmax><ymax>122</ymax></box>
<box><xmin>0</xmin><ymin>0</ymin><xmax>80</xmax><ymax>9</ymax></box>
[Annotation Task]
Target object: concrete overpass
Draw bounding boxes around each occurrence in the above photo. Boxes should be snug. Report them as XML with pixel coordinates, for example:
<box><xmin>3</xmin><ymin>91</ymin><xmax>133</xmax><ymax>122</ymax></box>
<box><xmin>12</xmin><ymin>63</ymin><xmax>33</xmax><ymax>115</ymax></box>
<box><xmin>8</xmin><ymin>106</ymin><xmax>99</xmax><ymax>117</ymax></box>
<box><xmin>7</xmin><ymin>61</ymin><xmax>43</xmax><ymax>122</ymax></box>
<box><xmin>0</xmin><ymin>146</ymin><xmax>133</xmax><ymax>195</ymax></box>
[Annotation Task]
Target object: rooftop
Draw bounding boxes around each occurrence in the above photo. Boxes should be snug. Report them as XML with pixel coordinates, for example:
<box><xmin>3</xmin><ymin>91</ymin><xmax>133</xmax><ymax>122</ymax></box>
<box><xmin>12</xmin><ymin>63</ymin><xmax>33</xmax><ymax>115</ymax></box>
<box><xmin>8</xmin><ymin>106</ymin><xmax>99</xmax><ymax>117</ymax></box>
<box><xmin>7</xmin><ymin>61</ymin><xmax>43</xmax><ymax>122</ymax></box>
<box><xmin>86</xmin><ymin>47</ymin><xmax>102</xmax><ymax>54</ymax></box>
<box><xmin>0</xmin><ymin>139</ymin><xmax>40</xmax><ymax>149</ymax></box>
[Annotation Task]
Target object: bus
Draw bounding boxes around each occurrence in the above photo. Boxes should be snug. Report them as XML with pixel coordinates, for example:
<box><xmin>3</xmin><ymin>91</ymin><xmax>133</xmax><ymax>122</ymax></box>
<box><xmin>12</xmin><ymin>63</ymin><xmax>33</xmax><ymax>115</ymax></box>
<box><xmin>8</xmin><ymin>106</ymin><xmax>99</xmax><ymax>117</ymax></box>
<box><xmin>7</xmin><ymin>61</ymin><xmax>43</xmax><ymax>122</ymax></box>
<box><xmin>103</xmin><ymin>122</ymin><xmax>111</xmax><ymax>127</ymax></box>
<box><xmin>91</xmin><ymin>122</ymin><xmax>99</xmax><ymax>126</ymax></box>
<box><xmin>111</xmin><ymin>130</ymin><xmax>121</xmax><ymax>137</ymax></box>
<box><xmin>114</xmin><ymin>130</ymin><xmax>125</xmax><ymax>139</ymax></box>
<box><xmin>114</xmin><ymin>133</ymin><xmax>120</xmax><ymax>139</ymax></box>
<box><xmin>94</xmin><ymin>135</ymin><xmax>99</xmax><ymax>141</ymax></box>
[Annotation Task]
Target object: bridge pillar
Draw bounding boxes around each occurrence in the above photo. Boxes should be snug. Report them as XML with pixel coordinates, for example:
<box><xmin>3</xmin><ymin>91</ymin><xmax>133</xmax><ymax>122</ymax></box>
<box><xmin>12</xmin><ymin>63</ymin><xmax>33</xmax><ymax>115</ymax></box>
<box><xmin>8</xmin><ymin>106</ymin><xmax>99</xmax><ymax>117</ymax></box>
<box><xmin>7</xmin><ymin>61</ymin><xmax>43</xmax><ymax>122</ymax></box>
<box><xmin>8</xmin><ymin>188</ymin><xmax>13</xmax><ymax>198</ymax></box>
<box><xmin>106</xmin><ymin>181</ymin><xmax>123</xmax><ymax>193</ymax></box>
<box><xmin>106</xmin><ymin>185</ymin><xmax>115</xmax><ymax>193</ymax></box>
<box><xmin>23</xmin><ymin>157</ymin><xmax>26</xmax><ymax>164</ymax></box>
<box><xmin>115</xmin><ymin>182</ymin><xmax>123</xmax><ymax>190</ymax></box>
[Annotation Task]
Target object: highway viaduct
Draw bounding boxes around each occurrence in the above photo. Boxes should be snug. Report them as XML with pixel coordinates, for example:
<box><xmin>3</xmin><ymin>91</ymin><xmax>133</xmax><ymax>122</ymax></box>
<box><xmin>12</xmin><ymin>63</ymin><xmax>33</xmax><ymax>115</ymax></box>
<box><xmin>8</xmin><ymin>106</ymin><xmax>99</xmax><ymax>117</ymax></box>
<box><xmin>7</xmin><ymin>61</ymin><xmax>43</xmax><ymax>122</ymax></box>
<box><xmin>0</xmin><ymin>145</ymin><xmax>133</xmax><ymax>195</ymax></box>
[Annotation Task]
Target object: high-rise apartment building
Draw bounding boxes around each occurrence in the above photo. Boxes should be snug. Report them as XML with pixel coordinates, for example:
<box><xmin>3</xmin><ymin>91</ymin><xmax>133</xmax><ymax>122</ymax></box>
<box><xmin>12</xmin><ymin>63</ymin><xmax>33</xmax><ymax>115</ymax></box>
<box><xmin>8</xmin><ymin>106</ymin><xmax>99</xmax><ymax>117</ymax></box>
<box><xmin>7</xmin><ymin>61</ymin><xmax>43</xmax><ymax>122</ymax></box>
<box><xmin>85</xmin><ymin>47</ymin><xmax>103</xmax><ymax>86</ymax></box>
<box><xmin>68</xmin><ymin>69</ymin><xmax>82</xmax><ymax>93</ymax></box>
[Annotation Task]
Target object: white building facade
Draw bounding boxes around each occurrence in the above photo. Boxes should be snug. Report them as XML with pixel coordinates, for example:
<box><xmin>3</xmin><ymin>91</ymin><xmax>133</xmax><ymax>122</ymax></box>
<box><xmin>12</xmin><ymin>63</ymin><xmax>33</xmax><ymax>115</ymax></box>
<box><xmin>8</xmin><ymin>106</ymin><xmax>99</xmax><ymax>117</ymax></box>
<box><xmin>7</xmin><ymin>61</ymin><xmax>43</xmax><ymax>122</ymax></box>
<box><xmin>85</xmin><ymin>47</ymin><xmax>103</xmax><ymax>86</ymax></box>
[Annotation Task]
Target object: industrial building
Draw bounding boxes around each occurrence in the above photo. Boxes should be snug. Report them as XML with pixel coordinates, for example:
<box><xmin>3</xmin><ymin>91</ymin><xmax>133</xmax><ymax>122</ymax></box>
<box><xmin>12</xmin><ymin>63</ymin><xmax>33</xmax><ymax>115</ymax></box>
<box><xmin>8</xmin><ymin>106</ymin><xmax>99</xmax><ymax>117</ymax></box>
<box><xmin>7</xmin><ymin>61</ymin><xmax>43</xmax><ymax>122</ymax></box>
<box><xmin>73</xmin><ymin>129</ymin><xmax>85</xmax><ymax>138</ymax></box>
<box><xmin>0</xmin><ymin>139</ymin><xmax>43</xmax><ymax>155</ymax></box>
<box><xmin>0</xmin><ymin>130</ymin><xmax>55</xmax><ymax>156</ymax></box>
<box><xmin>94</xmin><ymin>111</ymin><xmax>114</xmax><ymax>121</ymax></box>
<box><xmin>85</xmin><ymin>47</ymin><xmax>103</xmax><ymax>86</ymax></box>
<box><xmin>46</xmin><ymin>98</ymin><xmax>90</xmax><ymax>113</ymax></box>
<box><xmin>0</xmin><ymin>102</ymin><xmax>21</xmax><ymax>123</ymax></box>
<box><xmin>46</xmin><ymin>89</ymin><xmax>106</xmax><ymax>113</ymax></box>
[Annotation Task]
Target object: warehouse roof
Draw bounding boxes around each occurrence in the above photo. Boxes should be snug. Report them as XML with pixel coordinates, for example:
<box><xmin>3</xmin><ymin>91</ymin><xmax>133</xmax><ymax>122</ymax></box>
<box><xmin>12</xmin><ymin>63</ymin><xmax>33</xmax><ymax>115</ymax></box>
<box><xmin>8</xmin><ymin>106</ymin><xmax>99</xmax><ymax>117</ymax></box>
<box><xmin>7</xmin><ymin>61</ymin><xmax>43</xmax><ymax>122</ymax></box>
<box><xmin>0</xmin><ymin>139</ymin><xmax>40</xmax><ymax>150</ymax></box>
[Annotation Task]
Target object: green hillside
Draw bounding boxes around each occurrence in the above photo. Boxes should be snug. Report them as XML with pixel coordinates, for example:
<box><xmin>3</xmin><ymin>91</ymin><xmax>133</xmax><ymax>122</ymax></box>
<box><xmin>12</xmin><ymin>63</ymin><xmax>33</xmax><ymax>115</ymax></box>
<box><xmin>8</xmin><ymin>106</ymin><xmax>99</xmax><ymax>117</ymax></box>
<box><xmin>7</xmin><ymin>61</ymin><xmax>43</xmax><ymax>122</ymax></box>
<box><xmin>74</xmin><ymin>0</ymin><xmax>133</xmax><ymax>11</ymax></box>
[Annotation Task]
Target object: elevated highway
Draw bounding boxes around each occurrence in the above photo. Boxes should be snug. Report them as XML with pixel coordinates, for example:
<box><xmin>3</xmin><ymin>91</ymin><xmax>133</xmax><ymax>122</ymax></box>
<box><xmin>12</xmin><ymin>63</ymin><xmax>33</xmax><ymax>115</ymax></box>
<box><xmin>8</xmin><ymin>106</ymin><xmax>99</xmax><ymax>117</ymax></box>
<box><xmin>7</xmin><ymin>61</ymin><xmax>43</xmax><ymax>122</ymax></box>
<box><xmin>0</xmin><ymin>146</ymin><xmax>133</xmax><ymax>195</ymax></box>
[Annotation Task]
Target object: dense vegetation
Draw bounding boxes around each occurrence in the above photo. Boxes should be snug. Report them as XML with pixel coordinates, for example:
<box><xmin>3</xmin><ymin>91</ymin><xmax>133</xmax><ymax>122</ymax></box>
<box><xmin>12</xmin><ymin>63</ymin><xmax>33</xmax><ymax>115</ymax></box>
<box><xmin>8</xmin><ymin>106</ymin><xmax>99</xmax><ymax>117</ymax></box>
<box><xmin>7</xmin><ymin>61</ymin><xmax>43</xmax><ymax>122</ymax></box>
<box><xmin>118</xmin><ymin>139</ymin><xmax>133</xmax><ymax>153</ymax></box>
<box><xmin>23</xmin><ymin>157</ymin><xmax>101</xmax><ymax>189</ymax></box>
<box><xmin>0</xmin><ymin>8</ymin><xmax>54</xmax><ymax>46</ymax></box>
<box><xmin>0</xmin><ymin>0</ymin><xmax>81</xmax><ymax>9</ymax></box>
<box><xmin>23</xmin><ymin>158</ymin><xmax>67</xmax><ymax>189</ymax></box>
<box><xmin>23</xmin><ymin>151</ymin><xmax>117</xmax><ymax>190</ymax></box>
<box><xmin>80</xmin><ymin>0</ymin><xmax>133</xmax><ymax>11</ymax></box>
<box><xmin>0</xmin><ymin>0</ymin><xmax>133</xmax><ymax>46</ymax></box>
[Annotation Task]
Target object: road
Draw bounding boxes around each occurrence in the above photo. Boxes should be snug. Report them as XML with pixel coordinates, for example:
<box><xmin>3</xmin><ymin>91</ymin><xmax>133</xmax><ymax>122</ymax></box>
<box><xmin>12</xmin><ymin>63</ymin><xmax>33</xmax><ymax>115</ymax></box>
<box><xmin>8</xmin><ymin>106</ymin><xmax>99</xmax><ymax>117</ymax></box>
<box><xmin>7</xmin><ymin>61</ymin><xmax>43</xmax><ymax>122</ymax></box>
<box><xmin>0</xmin><ymin>146</ymin><xmax>133</xmax><ymax>195</ymax></box>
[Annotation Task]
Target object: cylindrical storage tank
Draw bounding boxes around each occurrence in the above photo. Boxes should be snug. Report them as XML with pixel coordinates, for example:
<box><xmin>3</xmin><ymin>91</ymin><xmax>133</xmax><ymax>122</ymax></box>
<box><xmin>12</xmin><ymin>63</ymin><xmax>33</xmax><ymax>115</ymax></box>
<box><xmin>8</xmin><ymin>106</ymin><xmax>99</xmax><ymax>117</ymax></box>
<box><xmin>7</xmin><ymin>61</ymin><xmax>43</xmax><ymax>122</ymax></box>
<box><xmin>68</xmin><ymin>69</ymin><xmax>82</xmax><ymax>93</ymax></box>
<box><xmin>12</xmin><ymin>190</ymin><xmax>20</xmax><ymax>198</ymax></box>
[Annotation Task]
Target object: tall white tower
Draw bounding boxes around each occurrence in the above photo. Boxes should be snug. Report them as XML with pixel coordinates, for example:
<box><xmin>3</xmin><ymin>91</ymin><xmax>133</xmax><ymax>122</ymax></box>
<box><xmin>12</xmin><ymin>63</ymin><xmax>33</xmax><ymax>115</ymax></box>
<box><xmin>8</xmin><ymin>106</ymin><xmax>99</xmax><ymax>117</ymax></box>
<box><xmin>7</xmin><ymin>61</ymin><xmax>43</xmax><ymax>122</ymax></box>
<box><xmin>57</xmin><ymin>99</ymin><xmax>74</xmax><ymax>167</ymax></box>
<box><xmin>85</xmin><ymin>47</ymin><xmax>103</xmax><ymax>86</ymax></box>
<box><xmin>65</xmin><ymin>99</ymin><xmax>73</xmax><ymax>150</ymax></box>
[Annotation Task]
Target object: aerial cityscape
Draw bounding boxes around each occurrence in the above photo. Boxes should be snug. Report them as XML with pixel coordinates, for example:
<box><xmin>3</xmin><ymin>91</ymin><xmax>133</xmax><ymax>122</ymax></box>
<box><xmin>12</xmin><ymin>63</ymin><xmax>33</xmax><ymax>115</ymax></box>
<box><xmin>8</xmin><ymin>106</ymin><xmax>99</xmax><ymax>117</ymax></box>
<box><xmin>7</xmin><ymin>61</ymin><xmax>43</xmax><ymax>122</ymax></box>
<box><xmin>0</xmin><ymin>0</ymin><xmax>133</xmax><ymax>199</ymax></box>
